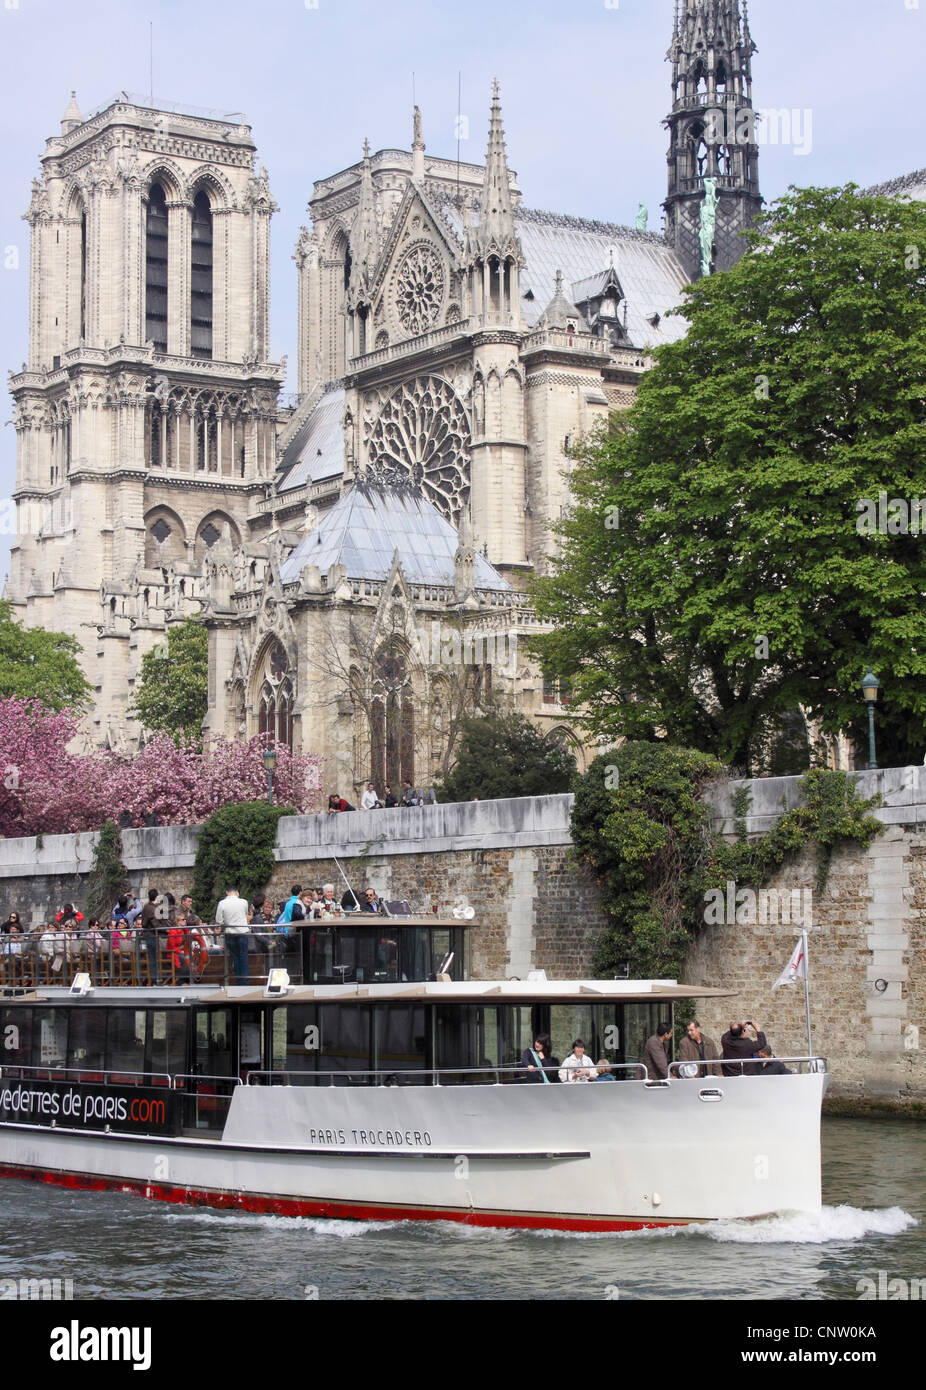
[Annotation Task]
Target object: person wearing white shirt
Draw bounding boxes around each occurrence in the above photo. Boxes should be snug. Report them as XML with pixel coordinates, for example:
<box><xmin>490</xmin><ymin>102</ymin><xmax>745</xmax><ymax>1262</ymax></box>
<box><xmin>360</xmin><ymin>784</ymin><xmax>382</xmax><ymax>810</ymax></box>
<box><xmin>559</xmin><ymin>1039</ymin><xmax>597</xmax><ymax>1083</ymax></box>
<box><xmin>215</xmin><ymin>885</ymin><xmax>250</xmax><ymax>984</ymax></box>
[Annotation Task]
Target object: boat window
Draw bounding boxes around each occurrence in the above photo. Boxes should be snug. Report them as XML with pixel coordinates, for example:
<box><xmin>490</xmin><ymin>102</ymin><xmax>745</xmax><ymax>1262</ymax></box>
<box><xmin>34</xmin><ymin>1008</ymin><xmax>68</xmax><ymax>1070</ymax></box>
<box><xmin>150</xmin><ymin>1010</ymin><xmax>187</xmax><ymax>1080</ymax></box>
<box><xmin>549</xmin><ymin>1005</ymin><xmax>594</xmax><ymax>1068</ymax></box>
<box><xmin>338</xmin><ymin>928</ymin><xmax>398</xmax><ymax>983</ymax></box>
<box><xmin>107</xmin><ymin>1009</ymin><xmax>148</xmax><ymax>1077</ymax></box>
<box><xmin>194</xmin><ymin>1008</ymin><xmax>234</xmax><ymax>1077</ymax></box>
<box><xmin>435</xmin><ymin>1004</ymin><xmax>533</xmax><ymax>1083</ymax></box>
<box><xmin>307</xmin><ymin>926</ymin><xmax>335</xmax><ymax>982</ymax></box>
<box><xmin>270</xmin><ymin>1004</ymin><xmax>372</xmax><ymax>1083</ymax></box>
<box><xmin>238</xmin><ymin>1007</ymin><xmax>264</xmax><ymax>1077</ymax></box>
<box><xmin>67</xmin><ymin>1008</ymin><xmax>106</xmax><ymax>1073</ymax></box>
<box><xmin>0</xmin><ymin>1006</ymin><xmax>33</xmax><ymax>1067</ymax></box>
<box><xmin>374</xmin><ymin>1005</ymin><xmax>427</xmax><ymax>1082</ymax></box>
<box><xmin>622</xmin><ymin>1004</ymin><xmax>666</xmax><ymax>1069</ymax></box>
<box><xmin>400</xmin><ymin>929</ymin><xmax>430</xmax><ymax>982</ymax></box>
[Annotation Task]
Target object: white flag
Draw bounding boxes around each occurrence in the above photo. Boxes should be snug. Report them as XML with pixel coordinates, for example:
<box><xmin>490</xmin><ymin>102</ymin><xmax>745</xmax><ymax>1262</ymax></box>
<box><xmin>772</xmin><ymin>937</ymin><xmax>807</xmax><ymax>991</ymax></box>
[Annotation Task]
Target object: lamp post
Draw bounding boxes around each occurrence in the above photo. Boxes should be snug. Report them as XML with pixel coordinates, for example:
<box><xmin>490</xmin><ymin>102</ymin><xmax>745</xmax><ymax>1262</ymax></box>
<box><xmin>262</xmin><ymin>746</ymin><xmax>278</xmax><ymax>805</ymax></box>
<box><xmin>861</xmin><ymin>670</ymin><xmax>880</xmax><ymax>771</ymax></box>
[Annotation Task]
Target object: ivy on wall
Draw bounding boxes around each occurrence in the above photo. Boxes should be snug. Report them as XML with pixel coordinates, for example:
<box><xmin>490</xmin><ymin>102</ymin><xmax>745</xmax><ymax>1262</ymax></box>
<box><xmin>192</xmin><ymin>801</ymin><xmax>293</xmax><ymax>920</ymax></box>
<box><xmin>572</xmin><ymin>746</ymin><xmax>884</xmax><ymax>980</ymax></box>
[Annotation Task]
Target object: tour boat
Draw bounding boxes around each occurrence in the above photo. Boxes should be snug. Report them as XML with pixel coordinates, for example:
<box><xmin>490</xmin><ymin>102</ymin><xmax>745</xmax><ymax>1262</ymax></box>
<box><xmin>0</xmin><ymin>937</ymin><xmax>827</xmax><ymax>1233</ymax></box>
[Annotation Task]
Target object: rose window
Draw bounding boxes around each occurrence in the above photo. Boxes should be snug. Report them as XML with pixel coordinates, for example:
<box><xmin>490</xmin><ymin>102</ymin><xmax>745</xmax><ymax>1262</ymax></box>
<box><xmin>394</xmin><ymin>245</ymin><xmax>444</xmax><ymax>336</ymax></box>
<box><xmin>367</xmin><ymin>376</ymin><xmax>470</xmax><ymax>521</ymax></box>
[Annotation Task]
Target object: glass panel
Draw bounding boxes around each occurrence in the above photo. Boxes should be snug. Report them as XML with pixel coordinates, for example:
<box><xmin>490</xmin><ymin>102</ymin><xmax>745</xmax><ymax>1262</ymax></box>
<box><xmin>107</xmin><ymin>1009</ymin><xmax>147</xmax><ymax>1077</ymax></box>
<box><xmin>149</xmin><ymin>1010</ymin><xmax>186</xmax><ymax>1079</ymax></box>
<box><xmin>623</xmin><ymin>1004</ymin><xmax>666</xmax><ymax>1072</ymax></box>
<box><xmin>67</xmin><ymin>1009</ymin><xmax>106</xmax><ymax>1072</ymax></box>
<box><xmin>33</xmin><ymin>1008</ymin><xmax>68</xmax><ymax>1070</ymax></box>
<box><xmin>239</xmin><ymin>1007</ymin><xmax>264</xmax><ymax>1077</ymax></box>
<box><xmin>0</xmin><ymin>1007</ymin><xmax>32</xmax><ymax>1068</ymax></box>
<box><xmin>374</xmin><ymin>1005</ymin><xmax>427</xmax><ymax>1083</ymax></box>
<box><xmin>193</xmin><ymin>1008</ymin><xmax>233</xmax><ymax>1077</ymax></box>
<box><xmin>549</xmin><ymin>1005</ymin><xmax>594</xmax><ymax>1070</ymax></box>
<box><xmin>399</xmin><ymin>927</ymin><xmax>430</xmax><ymax>982</ymax></box>
<box><xmin>339</xmin><ymin>927</ymin><xmax>398</xmax><ymax>983</ymax></box>
<box><xmin>317</xmin><ymin>1004</ymin><xmax>372</xmax><ymax>1081</ymax></box>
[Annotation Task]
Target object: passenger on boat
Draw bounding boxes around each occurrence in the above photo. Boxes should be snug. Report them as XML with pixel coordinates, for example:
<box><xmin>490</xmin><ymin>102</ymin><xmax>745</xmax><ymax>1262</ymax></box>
<box><xmin>360</xmin><ymin>888</ymin><xmax>384</xmax><ymax>913</ymax></box>
<box><xmin>559</xmin><ymin>1039</ymin><xmax>597</xmax><ymax>1082</ymax></box>
<box><xmin>521</xmin><ymin>1035</ymin><xmax>561</xmax><ymax>1083</ymax></box>
<box><xmin>678</xmin><ymin>1020</ymin><xmax>722</xmax><ymax>1078</ymax></box>
<box><xmin>1</xmin><ymin>923</ymin><xmax>23</xmax><ymax>956</ymax></box>
<box><xmin>642</xmin><ymin>1022</ymin><xmax>673</xmax><ymax>1080</ymax></box>
<box><xmin>138</xmin><ymin>889</ymin><xmax>161</xmax><ymax>984</ymax></box>
<box><xmin>755</xmin><ymin>1047</ymin><xmax>792</xmax><ymax>1075</ymax></box>
<box><xmin>592</xmin><ymin>1058</ymin><xmax>616</xmax><ymax>1081</ymax></box>
<box><xmin>276</xmin><ymin>886</ymin><xmax>304</xmax><ymax>928</ymax></box>
<box><xmin>0</xmin><ymin>912</ymin><xmax>22</xmax><ymax>934</ymax></box>
<box><xmin>720</xmin><ymin>1021</ymin><xmax>768</xmax><ymax>1077</ymax></box>
<box><xmin>215</xmin><ymin>884</ymin><xmax>251</xmax><ymax>983</ymax></box>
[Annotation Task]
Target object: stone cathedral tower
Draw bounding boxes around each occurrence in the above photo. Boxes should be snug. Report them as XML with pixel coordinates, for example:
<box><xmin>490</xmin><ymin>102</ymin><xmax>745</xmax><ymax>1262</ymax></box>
<box><xmin>664</xmin><ymin>0</ymin><xmax>762</xmax><ymax>280</ymax></box>
<box><xmin>7</xmin><ymin>94</ymin><xmax>282</xmax><ymax>743</ymax></box>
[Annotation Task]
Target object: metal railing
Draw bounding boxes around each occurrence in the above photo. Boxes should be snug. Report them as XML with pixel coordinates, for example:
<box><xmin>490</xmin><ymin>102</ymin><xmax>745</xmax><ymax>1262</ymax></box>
<box><xmin>245</xmin><ymin>1062</ymin><xmax>649</xmax><ymax>1087</ymax></box>
<box><xmin>667</xmin><ymin>1056</ymin><xmax>826</xmax><ymax>1078</ymax></box>
<box><xmin>0</xmin><ymin>1063</ymin><xmax>172</xmax><ymax>1087</ymax></box>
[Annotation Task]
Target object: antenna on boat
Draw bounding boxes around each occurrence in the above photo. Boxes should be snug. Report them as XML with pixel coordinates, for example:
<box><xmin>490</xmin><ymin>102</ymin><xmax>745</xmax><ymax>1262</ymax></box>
<box><xmin>333</xmin><ymin>855</ymin><xmax>360</xmax><ymax>910</ymax></box>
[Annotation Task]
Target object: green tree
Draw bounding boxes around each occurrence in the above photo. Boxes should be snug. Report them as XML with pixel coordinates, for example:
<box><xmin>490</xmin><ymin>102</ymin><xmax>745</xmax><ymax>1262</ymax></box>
<box><xmin>131</xmin><ymin>618</ymin><xmax>208</xmax><ymax>743</ymax></box>
<box><xmin>435</xmin><ymin>712</ymin><xmax>577</xmax><ymax>802</ymax></box>
<box><xmin>85</xmin><ymin>820</ymin><xmax>129</xmax><ymax>921</ymax></box>
<box><xmin>531</xmin><ymin>186</ymin><xmax>926</xmax><ymax>772</ymax></box>
<box><xmin>0</xmin><ymin>600</ymin><xmax>90</xmax><ymax>710</ymax></box>
<box><xmin>192</xmin><ymin>801</ymin><xmax>293</xmax><ymax>919</ymax></box>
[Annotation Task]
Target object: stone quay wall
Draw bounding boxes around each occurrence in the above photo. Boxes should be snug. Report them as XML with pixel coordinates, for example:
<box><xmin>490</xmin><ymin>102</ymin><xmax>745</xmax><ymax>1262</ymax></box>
<box><xmin>0</xmin><ymin>797</ymin><xmax>607</xmax><ymax>983</ymax></box>
<box><xmin>1</xmin><ymin>770</ymin><xmax>924</xmax><ymax>1103</ymax></box>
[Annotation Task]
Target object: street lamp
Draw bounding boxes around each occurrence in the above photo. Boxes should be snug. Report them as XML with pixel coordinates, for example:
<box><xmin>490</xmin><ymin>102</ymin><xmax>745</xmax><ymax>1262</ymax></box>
<box><xmin>262</xmin><ymin>746</ymin><xmax>278</xmax><ymax>805</ymax></box>
<box><xmin>860</xmin><ymin>670</ymin><xmax>880</xmax><ymax>770</ymax></box>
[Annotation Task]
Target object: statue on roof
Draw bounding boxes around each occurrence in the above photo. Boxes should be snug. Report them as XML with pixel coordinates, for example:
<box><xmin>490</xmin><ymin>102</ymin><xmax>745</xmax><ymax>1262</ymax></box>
<box><xmin>636</xmin><ymin>202</ymin><xmax>648</xmax><ymax>232</ymax></box>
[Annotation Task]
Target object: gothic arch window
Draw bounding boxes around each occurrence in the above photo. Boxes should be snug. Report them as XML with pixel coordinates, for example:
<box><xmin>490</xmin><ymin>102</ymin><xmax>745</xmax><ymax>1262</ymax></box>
<box><xmin>370</xmin><ymin>645</ymin><xmax>414</xmax><ymax>788</ymax></box>
<box><xmin>194</xmin><ymin>511</ymin><xmax>239</xmax><ymax>566</ymax></box>
<box><xmin>718</xmin><ymin>144</ymin><xmax>732</xmax><ymax>177</ymax></box>
<box><xmin>191</xmin><ymin>190</ymin><xmax>213</xmax><ymax>360</ymax></box>
<box><xmin>716</xmin><ymin>60</ymin><xmax>728</xmax><ymax>99</ymax></box>
<box><xmin>688</xmin><ymin>121</ymin><xmax>708</xmax><ymax>180</ymax></box>
<box><xmin>255</xmin><ymin>639</ymin><xmax>294</xmax><ymax>750</ymax></box>
<box><xmin>692</xmin><ymin>59</ymin><xmax>707</xmax><ymax>96</ymax></box>
<box><xmin>144</xmin><ymin>506</ymin><xmax>186</xmax><ymax>567</ymax></box>
<box><xmin>145</xmin><ymin>183</ymin><xmax>168</xmax><ymax>352</ymax></box>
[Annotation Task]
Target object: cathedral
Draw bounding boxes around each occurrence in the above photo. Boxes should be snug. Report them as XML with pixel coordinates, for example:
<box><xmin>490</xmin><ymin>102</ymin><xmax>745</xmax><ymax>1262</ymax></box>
<box><xmin>6</xmin><ymin>1</ymin><xmax>765</xmax><ymax>794</ymax></box>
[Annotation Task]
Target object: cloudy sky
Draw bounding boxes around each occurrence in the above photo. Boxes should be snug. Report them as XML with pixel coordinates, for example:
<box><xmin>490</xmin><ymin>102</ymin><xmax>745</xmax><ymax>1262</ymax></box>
<box><xmin>1</xmin><ymin>0</ymin><xmax>923</xmax><ymax>581</ymax></box>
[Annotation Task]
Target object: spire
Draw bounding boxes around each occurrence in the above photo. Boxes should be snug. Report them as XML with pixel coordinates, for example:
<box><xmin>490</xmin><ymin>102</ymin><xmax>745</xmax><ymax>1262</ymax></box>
<box><xmin>412</xmin><ymin>105</ymin><xmax>425</xmax><ymax>184</ymax></box>
<box><xmin>348</xmin><ymin>139</ymin><xmax>379</xmax><ymax>307</ymax></box>
<box><xmin>61</xmin><ymin>91</ymin><xmax>83</xmax><ymax>135</ymax></box>
<box><xmin>474</xmin><ymin>80</ymin><xmax>520</xmax><ymax>260</ymax></box>
<box><xmin>537</xmin><ymin>270</ymin><xmax>583</xmax><ymax>332</ymax></box>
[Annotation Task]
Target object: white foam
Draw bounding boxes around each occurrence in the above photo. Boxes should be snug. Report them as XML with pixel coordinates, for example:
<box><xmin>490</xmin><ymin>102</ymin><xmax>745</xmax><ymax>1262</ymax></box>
<box><xmin>164</xmin><ymin>1210</ymin><xmax>396</xmax><ymax>1237</ymax></box>
<box><xmin>705</xmin><ymin>1205</ymin><xmax>917</xmax><ymax>1245</ymax></box>
<box><xmin>529</xmin><ymin>1205</ymin><xmax>918</xmax><ymax>1244</ymax></box>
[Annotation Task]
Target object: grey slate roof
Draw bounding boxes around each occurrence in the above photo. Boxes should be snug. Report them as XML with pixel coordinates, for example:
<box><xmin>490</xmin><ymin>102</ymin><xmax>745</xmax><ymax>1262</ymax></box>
<box><xmin>277</xmin><ymin>384</ymin><xmax>345</xmax><ymax>493</ymax></box>
<box><xmin>864</xmin><ymin>168</ymin><xmax>926</xmax><ymax>202</ymax></box>
<box><xmin>278</xmin><ymin>484</ymin><xmax>512</xmax><ymax>591</ymax></box>
<box><xmin>435</xmin><ymin>197</ymin><xmax>689</xmax><ymax>350</ymax></box>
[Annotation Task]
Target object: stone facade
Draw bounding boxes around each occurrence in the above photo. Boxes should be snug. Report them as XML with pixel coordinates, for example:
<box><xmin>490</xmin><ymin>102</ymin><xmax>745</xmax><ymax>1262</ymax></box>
<box><xmin>5</xmin><ymin>7</ymin><xmax>745</xmax><ymax>789</ymax></box>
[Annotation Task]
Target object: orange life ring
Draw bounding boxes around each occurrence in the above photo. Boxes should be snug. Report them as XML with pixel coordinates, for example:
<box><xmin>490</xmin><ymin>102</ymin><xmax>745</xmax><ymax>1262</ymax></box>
<box><xmin>190</xmin><ymin>932</ymin><xmax>209</xmax><ymax>978</ymax></box>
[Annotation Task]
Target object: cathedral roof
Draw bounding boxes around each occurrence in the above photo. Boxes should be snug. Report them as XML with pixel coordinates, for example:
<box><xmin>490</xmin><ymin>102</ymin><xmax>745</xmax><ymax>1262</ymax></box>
<box><xmin>278</xmin><ymin>483</ymin><xmax>512</xmax><ymax>592</ymax></box>
<box><xmin>536</xmin><ymin>270</ymin><xmax>584</xmax><ymax>330</ymax></box>
<box><xmin>435</xmin><ymin>196</ymin><xmax>688</xmax><ymax>349</ymax></box>
<box><xmin>863</xmin><ymin>168</ymin><xmax>926</xmax><ymax>202</ymax></box>
<box><xmin>276</xmin><ymin>384</ymin><xmax>345</xmax><ymax>491</ymax></box>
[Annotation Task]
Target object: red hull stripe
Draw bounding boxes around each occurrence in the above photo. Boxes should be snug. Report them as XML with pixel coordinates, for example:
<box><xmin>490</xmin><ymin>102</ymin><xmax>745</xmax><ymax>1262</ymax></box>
<box><xmin>0</xmin><ymin>1161</ymin><xmax>691</xmax><ymax>1233</ymax></box>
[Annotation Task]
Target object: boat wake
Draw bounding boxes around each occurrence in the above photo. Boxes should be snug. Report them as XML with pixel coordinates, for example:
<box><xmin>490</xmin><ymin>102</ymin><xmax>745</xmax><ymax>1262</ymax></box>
<box><xmin>164</xmin><ymin>1211</ymin><xmax>396</xmax><ymax>1237</ymax></box>
<box><xmin>532</xmin><ymin>1205</ymin><xmax>917</xmax><ymax>1244</ymax></box>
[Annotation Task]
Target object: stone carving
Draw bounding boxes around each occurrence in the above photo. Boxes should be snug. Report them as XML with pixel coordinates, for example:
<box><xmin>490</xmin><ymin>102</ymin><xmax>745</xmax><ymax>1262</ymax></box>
<box><xmin>367</xmin><ymin>375</ymin><xmax>470</xmax><ymax>521</ymax></box>
<box><xmin>699</xmin><ymin>176</ymin><xmax>719</xmax><ymax>277</ymax></box>
<box><xmin>394</xmin><ymin>243</ymin><xmax>444</xmax><ymax>335</ymax></box>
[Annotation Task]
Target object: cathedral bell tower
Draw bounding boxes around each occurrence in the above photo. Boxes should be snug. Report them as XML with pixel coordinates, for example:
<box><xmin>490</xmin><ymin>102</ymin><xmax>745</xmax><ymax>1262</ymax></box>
<box><xmin>663</xmin><ymin>0</ymin><xmax>762</xmax><ymax>281</ymax></box>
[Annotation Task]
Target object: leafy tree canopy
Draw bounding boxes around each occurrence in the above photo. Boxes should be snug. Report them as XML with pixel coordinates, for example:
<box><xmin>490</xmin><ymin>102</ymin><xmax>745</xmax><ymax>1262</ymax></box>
<box><xmin>531</xmin><ymin>186</ymin><xmax>926</xmax><ymax>772</ymax></box>
<box><xmin>130</xmin><ymin>618</ymin><xmax>208</xmax><ymax>743</ymax></box>
<box><xmin>435</xmin><ymin>712</ymin><xmax>578</xmax><ymax>802</ymax></box>
<box><xmin>0</xmin><ymin>600</ymin><xmax>90</xmax><ymax>711</ymax></box>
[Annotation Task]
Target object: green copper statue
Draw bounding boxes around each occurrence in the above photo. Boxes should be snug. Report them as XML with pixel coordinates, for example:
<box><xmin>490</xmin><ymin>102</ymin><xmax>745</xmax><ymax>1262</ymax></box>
<box><xmin>699</xmin><ymin>177</ymin><xmax>719</xmax><ymax>277</ymax></box>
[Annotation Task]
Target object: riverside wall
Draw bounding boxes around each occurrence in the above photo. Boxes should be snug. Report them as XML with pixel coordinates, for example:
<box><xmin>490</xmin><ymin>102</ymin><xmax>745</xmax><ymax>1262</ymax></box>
<box><xmin>1</xmin><ymin>771</ymin><xmax>923</xmax><ymax>1103</ymax></box>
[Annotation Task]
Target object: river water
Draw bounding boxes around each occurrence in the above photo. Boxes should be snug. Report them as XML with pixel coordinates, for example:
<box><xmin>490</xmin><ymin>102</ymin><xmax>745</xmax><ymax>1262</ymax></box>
<box><xmin>0</xmin><ymin>1117</ymin><xmax>921</xmax><ymax>1302</ymax></box>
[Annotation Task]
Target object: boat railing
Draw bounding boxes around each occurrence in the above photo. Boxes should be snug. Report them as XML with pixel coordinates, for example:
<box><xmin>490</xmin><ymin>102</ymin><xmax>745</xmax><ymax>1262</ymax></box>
<box><xmin>0</xmin><ymin>1062</ymin><xmax>172</xmax><ymax>1087</ymax></box>
<box><xmin>244</xmin><ymin>1062</ymin><xmax>650</xmax><ymax>1087</ymax></box>
<box><xmin>667</xmin><ymin>1056</ymin><xmax>827</xmax><ymax>1078</ymax></box>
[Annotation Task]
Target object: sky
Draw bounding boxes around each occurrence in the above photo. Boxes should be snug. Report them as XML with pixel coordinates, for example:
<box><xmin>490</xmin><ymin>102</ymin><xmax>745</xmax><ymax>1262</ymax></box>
<box><xmin>1</xmin><ymin>0</ymin><xmax>924</xmax><ymax>582</ymax></box>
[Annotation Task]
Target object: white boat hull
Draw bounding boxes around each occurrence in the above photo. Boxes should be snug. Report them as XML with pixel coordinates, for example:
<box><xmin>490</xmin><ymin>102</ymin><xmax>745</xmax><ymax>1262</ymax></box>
<box><xmin>0</xmin><ymin>1074</ymin><xmax>824</xmax><ymax>1231</ymax></box>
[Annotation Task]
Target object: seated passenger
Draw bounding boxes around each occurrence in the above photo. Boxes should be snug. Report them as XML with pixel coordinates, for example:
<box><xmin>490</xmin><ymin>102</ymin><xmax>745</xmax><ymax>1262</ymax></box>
<box><xmin>520</xmin><ymin>1034</ymin><xmax>560</xmax><ymax>1084</ymax></box>
<box><xmin>592</xmin><ymin>1058</ymin><xmax>617</xmax><ymax>1081</ymax></box>
<box><xmin>559</xmin><ymin>1038</ymin><xmax>596</xmax><ymax>1083</ymax></box>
